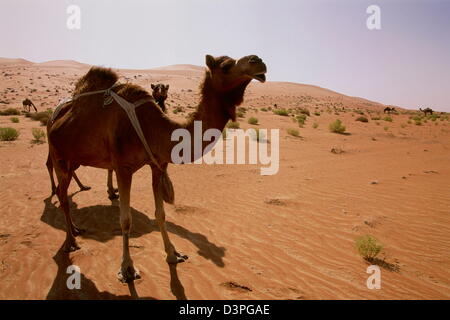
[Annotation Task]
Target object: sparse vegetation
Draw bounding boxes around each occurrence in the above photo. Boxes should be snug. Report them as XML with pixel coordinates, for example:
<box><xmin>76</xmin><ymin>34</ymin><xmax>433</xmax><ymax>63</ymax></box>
<box><xmin>298</xmin><ymin>107</ymin><xmax>310</xmax><ymax>116</ymax></box>
<box><xmin>356</xmin><ymin>235</ymin><xmax>383</xmax><ymax>262</ymax></box>
<box><xmin>30</xmin><ymin>110</ymin><xmax>52</xmax><ymax>126</ymax></box>
<box><xmin>31</xmin><ymin>128</ymin><xmax>46</xmax><ymax>143</ymax></box>
<box><xmin>0</xmin><ymin>127</ymin><xmax>19</xmax><ymax>141</ymax></box>
<box><xmin>287</xmin><ymin>128</ymin><xmax>300</xmax><ymax>137</ymax></box>
<box><xmin>247</xmin><ymin>117</ymin><xmax>258</xmax><ymax>125</ymax></box>
<box><xmin>329</xmin><ymin>119</ymin><xmax>346</xmax><ymax>134</ymax></box>
<box><xmin>312</xmin><ymin>122</ymin><xmax>319</xmax><ymax>129</ymax></box>
<box><xmin>383</xmin><ymin>116</ymin><xmax>393</xmax><ymax>122</ymax></box>
<box><xmin>226</xmin><ymin>121</ymin><xmax>240</xmax><ymax>129</ymax></box>
<box><xmin>10</xmin><ymin>117</ymin><xmax>19</xmax><ymax>123</ymax></box>
<box><xmin>356</xmin><ymin>116</ymin><xmax>368</xmax><ymax>122</ymax></box>
<box><xmin>0</xmin><ymin>108</ymin><xmax>20</xmax><ymax>116</ymax></box>
<box><xmin>273</xmin><ymin>109</ymin><xmax>289</xmax><ymax>116</ymax></box>
<box><xmin>295</xmin><ymin>114</ymin><xmax>307</xmax><ymax>127</ymax></box>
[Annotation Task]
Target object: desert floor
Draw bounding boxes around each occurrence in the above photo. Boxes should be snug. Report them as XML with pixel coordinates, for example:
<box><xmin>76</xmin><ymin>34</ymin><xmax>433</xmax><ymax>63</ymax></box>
<box><xmin>0</xmin><ymin>58</ymin><xmax>449</xmax><ymax>299</ymax></box>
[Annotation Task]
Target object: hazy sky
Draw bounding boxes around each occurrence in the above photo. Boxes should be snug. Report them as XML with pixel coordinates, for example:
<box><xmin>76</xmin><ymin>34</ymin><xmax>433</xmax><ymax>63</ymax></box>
<box><xmin>1</xmin><ymin>0</ymin><xmax>449</xmax><ymax>111</ymax></box>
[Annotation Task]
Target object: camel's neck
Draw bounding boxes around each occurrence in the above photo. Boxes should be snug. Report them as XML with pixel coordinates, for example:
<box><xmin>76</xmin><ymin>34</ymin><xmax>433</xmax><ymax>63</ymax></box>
<box><xmin>170</xmin><ymin>73</ymin><xmax>250</xmax><ymax>163</ymax></box>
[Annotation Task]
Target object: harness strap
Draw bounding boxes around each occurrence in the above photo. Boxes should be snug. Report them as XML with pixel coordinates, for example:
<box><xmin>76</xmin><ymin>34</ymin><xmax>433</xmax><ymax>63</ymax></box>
<box><xmin>51</xmin><ymin>84</ymin><xmax>162</xmax><ymax>171</ymax></box>
<box><xmin>109</xmin><ymin>91</ymin><xmax>162</xmax><ymax>170</ymax></box>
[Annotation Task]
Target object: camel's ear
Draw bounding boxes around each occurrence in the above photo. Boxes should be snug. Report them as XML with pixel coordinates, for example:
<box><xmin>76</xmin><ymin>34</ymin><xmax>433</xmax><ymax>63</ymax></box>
<box><xmin>205</xmin><ymin>55</ymin><xmax>216</xmax><ymax>69</ymax></box>
<box><xmin>151</xmin><ymin>84</ymin><xmax>155</xmax><ymax>89</ymax></box>
<box><xmin>165</xmin><ymin>84</ymin><xmax>169</xmax><ymax>90</ymax></box>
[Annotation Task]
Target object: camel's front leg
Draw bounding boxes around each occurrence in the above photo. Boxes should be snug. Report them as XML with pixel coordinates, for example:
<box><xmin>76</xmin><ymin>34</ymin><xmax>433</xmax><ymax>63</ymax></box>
<box><xmin>116</xmin><ymin>168</ymin><xmax>140</xmax><ymax>283</ymax></box>
<box><xmin>152</xmin><ymin>167</ymin><xmax>188</xmax><ymax>264</ymax></box>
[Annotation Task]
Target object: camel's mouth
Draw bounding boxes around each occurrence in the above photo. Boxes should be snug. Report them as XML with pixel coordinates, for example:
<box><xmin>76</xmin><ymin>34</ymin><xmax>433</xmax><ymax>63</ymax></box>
<box><xmin>252</xmin><ymin>73</ymin><xmax>266</xmax><ymax>83</ymax></box>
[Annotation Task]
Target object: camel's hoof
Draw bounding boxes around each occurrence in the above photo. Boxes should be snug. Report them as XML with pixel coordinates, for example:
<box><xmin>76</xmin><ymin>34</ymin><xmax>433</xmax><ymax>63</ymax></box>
<box><xmin>108</xmin><ymin>193</ymin><xmax>119</xmax><ymax>200</ymax></box>
<box><xmin>80</xmin><ymin>186</ymin><xmax>91</xmax><ymax>191</ymax></box>
<box><xmin>64</xmin><ymin>240</ymin><xmax>81</xmax><ymax>252</ymax></box>
<box><xmin>72</xmin><ymin>226</ymin><xmax>86</xmax><ymax>237</ymax></box>
<box><xmin>117</xmin><ymin>266</ymin><xmax>141</xmax><ymax>283</ymax></box>
<box><xmin>167</xmin><ymin>253</ymin><xmax>188</xmax><ymax>264</ymax></box>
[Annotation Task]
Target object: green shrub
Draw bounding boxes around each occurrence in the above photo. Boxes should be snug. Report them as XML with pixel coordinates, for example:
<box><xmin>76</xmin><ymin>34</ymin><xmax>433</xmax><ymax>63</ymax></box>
<box><xmin>314</xmin><ymin>111</ymin><xmax>321</xmax><ymax>116</ymax></box>
<box><xmin>32</xmin><ymin>128</ymin><xmax>46</xmax><ymax>143</ymax></box>
<box><xmin>356</xmin><ymin>235</ymin><xmax>383</xmax><ymax>261</ymax></box>
<box><xmin>356</xmin><ymin>116</ymin><xmax>368</xmax><ymax>122</ymax></box>
<box><xmin>10</xmin><ymin>117</ymin><xmax>19</xmax><ymax>123</ymax></box>
<box><xmin>287</xmin><ymin>128</ymin><xmax>300</xmax><ymax>137</ymax></box>
<box><xmin>383</xmin><ymin>116</ymin><xmax>393</xmax><ymax>122</ymax></box>
<box><xmin>226</xmin><ymin>121</ymin><xmax>240</xmax><ymax>129</ymax></box>
<box><xmin>236</xmin><ymin>111</ymin><xmax>245</xmax><ymax>118</ymax></box>
<box><xmin>312</xmin><ymin>122</ymin><xmax>319</xmax><ymax>129</ymax></box>
<box><xmin>415</xmin><ymin>120</ymin><xmax>422</xmax><ymax>126</ymax></box>
<box><xmin>296</xmin><ymin>114</ymin><xmax>307</xmax><ymax>127</ymax></box>
<box><xmin>30</xmin><ymin>110</ymin><xmax>52</xmax><ymax>126</ymax></box>
<box><xmin>298</xmin><ymin>107</ymin><xmax>310</xmax><ymax>116</ymax></box>
<box><xmin>0</xmin><ymin>108</ymin><xmax>20</xmax><ymax>116</ymax></box>
<box><xmin>273</xmin><ymin>109</ymin><xmax>289</xmax><ymax>116</ymax></box>
<box><xmin>247</xmin><ymin>117</ymin><xmax>258</xmax><ymax>125</ymax></box>
<box><xmin>329</xmin><ymin>119</ymin><xmax>346</xmax><ymax>134</ymax></box>
<box><xmin>0</xmin><ymin>127</ymin><xmax>19</xmax><ymax>141</ymax></box>
<box><xmin>371</xmin><ymin>116</ymin><xmax>381</xmax><ymax>121</ymax></box>
<box><xmin>260</xmin><ymin>107</ymin><xmax>268</xmax><ymax>112</ymax></box>
<box><xmin>384</xmin><ymin>126</ymin><xmax>389</xmax><ymax>131</ymax></box>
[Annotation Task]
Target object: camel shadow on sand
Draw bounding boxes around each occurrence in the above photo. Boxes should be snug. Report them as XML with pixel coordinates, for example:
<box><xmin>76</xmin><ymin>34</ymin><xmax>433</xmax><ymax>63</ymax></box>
<box><xmin>41</xmin><ymin>192</ymin><xmax>225</xmax><ymax>300</ymax></box>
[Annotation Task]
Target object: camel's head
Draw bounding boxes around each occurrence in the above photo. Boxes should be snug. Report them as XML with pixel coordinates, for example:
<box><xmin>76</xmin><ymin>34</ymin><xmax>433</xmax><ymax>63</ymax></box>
<box><xmin>151</xmin><ymin>83</ymin><xmax>169</xmax><ymax>102</ymax></box>
<box><xmin>205</xmin><ymin>54</ymin><xmax>267</xmax><ymax>92</ymax></box>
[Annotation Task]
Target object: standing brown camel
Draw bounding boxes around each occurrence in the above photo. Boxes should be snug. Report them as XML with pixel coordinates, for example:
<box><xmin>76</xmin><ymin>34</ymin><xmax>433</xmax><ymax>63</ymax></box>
<box><xmin>151</xmin><ymin>83</ymin><xmax>169</xmax><ymax>113</ymax></box>
<box><xmin>420</xmin><ymin>107</ymin><xmax>433</xmax><ymax>115</ymax></box>
<box><xmin>23</xmin><ymin>98</ymin><xmax>37</xmax><ymax>112</ymax></box>
<box><xmin>48</xmin><ymin>54</ymin><xmax>267</xmax><ymax>282</ymax></box>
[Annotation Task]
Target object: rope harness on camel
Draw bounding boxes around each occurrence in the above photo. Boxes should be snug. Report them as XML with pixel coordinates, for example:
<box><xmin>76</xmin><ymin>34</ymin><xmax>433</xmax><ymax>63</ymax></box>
<box><xmin>51</xmin><ymin>84</ymin><xmax>162</xmax><ymax>171</ymax></box>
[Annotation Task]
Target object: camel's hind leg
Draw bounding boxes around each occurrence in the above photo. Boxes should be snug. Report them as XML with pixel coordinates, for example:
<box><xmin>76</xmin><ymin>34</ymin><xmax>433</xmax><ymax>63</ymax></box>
<box><xmin>46</xmin><ymin>153</ymin><xmax>57</xmax><ymax>195</ymax></box>
<box><xmin>107</xmin><ymin>169</ymin><xmax>119</xmax><ymax>200</ymax></box>
<box><xmin>54</xmin><ymin>161</ymin><xmax>85</xmax><ymax>252</ymax></box>
<box><xmin>116</xmin><ymin>168</ymin><xmax>140</xmax><ymax>283</ymax></box>
<box><xmin>72</xmin><ymin>171</ymin><xmax>91</xmax><ymax>191</ymax></box>
<box><xmin>151</xmin><ymin>165</ymin><xmax>187</xmax><ymax>264</ymax></box>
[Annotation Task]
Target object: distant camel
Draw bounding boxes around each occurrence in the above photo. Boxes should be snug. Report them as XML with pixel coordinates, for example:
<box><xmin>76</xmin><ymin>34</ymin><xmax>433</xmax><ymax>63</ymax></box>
<box><xmin>151</xmin><ymin>84</ymin><xmax>169</xmax><ymax>113</ymax></box>
<box><xmin>23</xmin><ymin>98</ymin><xmax>37</xmax><ymax>112</ymax></box>
<box><xmin>420</xmin><ymin>107</ymin><xmax>433</xmax><ymax>115</ymax></box>
<box><xmin>47</xmin><ymin>54</ymin><xmax>266</xmax><ymax>282</ymax></box>
<box><xmin>384</xmin><ymin>107</ymin><xmax>395</xmax><ymax>114</ymax></box>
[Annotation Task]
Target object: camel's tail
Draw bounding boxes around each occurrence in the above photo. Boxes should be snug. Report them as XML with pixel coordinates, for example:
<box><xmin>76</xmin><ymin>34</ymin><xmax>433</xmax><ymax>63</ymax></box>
<box><xmin>161</xmin><ymin>170</ymin><xmax>175</xmax><ymax>204</ymax></box>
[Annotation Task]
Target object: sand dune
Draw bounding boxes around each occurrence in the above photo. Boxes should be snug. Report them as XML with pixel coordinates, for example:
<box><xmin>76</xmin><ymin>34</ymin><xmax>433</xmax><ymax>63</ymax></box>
<box><xmin>0</xmin><ymin>60</ymin><xmax>449</xmax><ymax>300</ymax></box>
